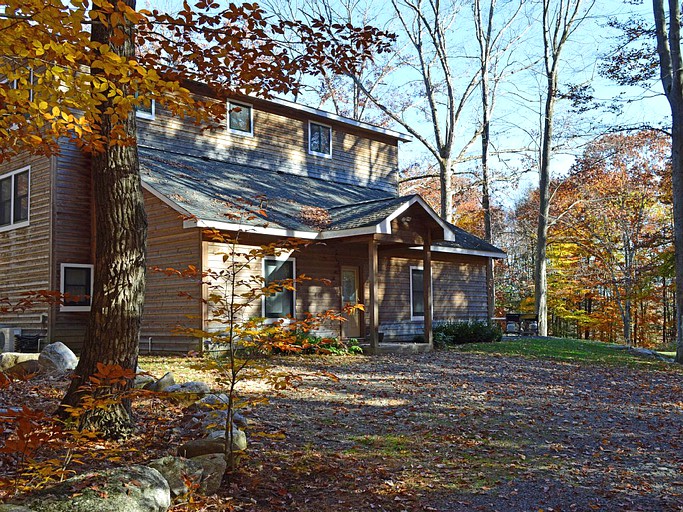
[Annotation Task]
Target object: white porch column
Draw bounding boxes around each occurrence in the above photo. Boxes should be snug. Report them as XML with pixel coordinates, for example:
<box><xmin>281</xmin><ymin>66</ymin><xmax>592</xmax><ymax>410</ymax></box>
<box><xmin>368</xmin><ymin>238</ymin><xmax>379</xmax><ymax>353</ymax></box>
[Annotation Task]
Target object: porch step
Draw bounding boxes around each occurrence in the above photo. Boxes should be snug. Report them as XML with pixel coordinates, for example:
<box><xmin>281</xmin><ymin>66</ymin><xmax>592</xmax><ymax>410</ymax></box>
<box><xmin>361</xmin><ymin>342</ymin><xmax>433</xmax><ymax>355</ymax></box>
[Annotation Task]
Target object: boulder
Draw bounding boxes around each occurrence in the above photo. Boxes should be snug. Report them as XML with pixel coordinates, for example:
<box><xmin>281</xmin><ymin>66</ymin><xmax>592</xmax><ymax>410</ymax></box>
<box><xmin>0</xmin><ymin>505</ymin><xmax>37</xmax><ymax>511</ymax></box>
<box><xmin>0</xmin><ymin>353</ymin><xmax>40</xmax><ymax>372</ymax></box>
<box><xmin>38</xmin><ymin>342</ymin><xmax>78</xmax><ymax>373</ymax></box>
<box><xmin>165</xmin><ymin>381</ymin><xmax>210</xmax><ymax>395</ymax></box>
<box><xmin>14</xmin><ymin>465</ymin><xmax>170</xmax><ymax>512</ymax></box>
<box><xmin>133</xmin><ymin>374</ymin><xmax>156</xmax><ymax>389</ymax></box>
<box><xmin>205</xmin><ymin>428</ymin><xmax>248</xmax><ymax>452</ymax></box>
<box><xmin>192</xmin><ymin>453</ymin><xmax>227</xmax><ymax>495</ymax></box>
<box><xmin>147</xmin><ymin>456</ymin><xmax>203</xmax><ymax>498</ymax></box>
<box><xmin>5</xmin><ymin>359</ymin><xmax>42</xmax><ymax>378</ymax></box>
<box><xmin>143</xmin><ymin>372</ymin><xmax>175</xmax><ymax>392</ymax></box>
<box><xmin>177</xmin><ymin>438</ymin><xmax>225</xmax><ymax>459</ymax></box>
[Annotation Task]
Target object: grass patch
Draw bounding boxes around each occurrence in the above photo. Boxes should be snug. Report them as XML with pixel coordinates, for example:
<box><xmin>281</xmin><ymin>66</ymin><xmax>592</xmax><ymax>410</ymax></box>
<box><xmin>454</xmin><ymin>337</ymin><xmax>680</xmax><ymax>369</ymax></box>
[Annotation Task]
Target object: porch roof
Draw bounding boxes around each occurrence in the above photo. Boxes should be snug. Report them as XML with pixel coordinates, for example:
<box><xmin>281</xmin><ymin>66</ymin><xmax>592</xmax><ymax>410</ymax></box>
<box><xmin>139</xmin><ymin>146</ymin><xmax>505</xmax><ymax>257</ymax></box>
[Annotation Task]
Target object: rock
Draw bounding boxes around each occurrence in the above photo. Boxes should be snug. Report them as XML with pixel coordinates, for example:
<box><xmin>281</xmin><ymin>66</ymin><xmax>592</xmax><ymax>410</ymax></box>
<box><xmin>198</xmin><ymin>393</ymin><xmax>230</xmax><ymax>406</ymax></box>
<box><xmin>204</xmin><ymin>428</ymin><xmax>247</xmax><ymax>452</ymax></box>
<box><xmin>0</xmin><ymin>505</ymin><xmax>37</xmax><ymax>511</ymax></box>
<box><xmin>4</xmin><ymin>359</ymin><xmax>42</xmax><ymax>378</ymax></box>
<box><xmin>38</xmin><ymin>342</ymin><xmax>78</xmax><ymax>373</ymax></box>
<box><xmin>233</xmin><ymin>411</ymin><xmax>249</xmax><ymax>429</ymax></box>
<box><xmin>15</xmin><ymin>465</ymin><xmax>170</xmax><ymax>512</ymax></box>
<box><xmin>143</xmin><ymin>372</ymin><xmax>175</xmax><ymax>392</ymax></box>
<box><xmin>133</xmin><ymin>374</ymin><xmax>156</xmax><ymax>389</ymax></box>
<box><xmin>191</xmin><ymin>453</ymin><xmax>227</xmax><ymax>495</ymax></box>
<box><xmin>178</xmin><ymin>438</ymin><xmax>225</xmax><ymax>458</ymax></box>
<box><xmin>0</xmin><ymin>353</ymin><xmax>40</xmax><ymax>372</ymax></box>
<box><xmin>165</xmin><ymin>381</ymin><xmax>210</xmax><ymax>395</ymax></box>
<box><xmin>147</xmin><ymin>456</ymin><xmax>203</xmax><ymax>498</ymax></box>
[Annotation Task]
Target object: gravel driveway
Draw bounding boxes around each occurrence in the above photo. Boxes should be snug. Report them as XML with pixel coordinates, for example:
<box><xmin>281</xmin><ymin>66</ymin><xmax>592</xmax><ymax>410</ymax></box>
<box><xmin>231</xmin><ymin>350</ymin><xmax>683</xmax><ymax>511</ymax></box>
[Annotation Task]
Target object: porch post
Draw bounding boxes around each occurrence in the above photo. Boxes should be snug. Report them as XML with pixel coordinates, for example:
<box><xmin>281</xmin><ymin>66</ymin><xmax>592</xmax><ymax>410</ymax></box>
<box><xmin>368</xmin><ymin>238</ymin><xmax>379</xmax><ymax>353</ymax></box>
<box><xmin>423</xmin><ymin>230</ymin><xmax>433</xmax><ymax>348</ymax></box>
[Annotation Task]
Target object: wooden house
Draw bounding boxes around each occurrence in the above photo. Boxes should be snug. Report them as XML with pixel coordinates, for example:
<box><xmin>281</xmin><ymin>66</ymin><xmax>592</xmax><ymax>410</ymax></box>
<box><xmin>0</xmin><ymin>93</ymin><xmax>505</xmax><ymax>353</ymax></box>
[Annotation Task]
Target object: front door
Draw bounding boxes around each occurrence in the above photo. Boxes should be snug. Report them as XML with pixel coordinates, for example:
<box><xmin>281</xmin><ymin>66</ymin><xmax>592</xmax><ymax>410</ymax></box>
<box><xmin>341</xmin><ymin>267</ymin><xmax>361</xmax><ymax>339</ymax></box>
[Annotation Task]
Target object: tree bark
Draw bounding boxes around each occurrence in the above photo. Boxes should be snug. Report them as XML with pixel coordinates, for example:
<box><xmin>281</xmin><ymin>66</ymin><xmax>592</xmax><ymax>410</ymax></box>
<box><xmin>652</xmin><ymin>0</ymin><xmax>683</xmax><ymax>362</ymax></box>
<box><xmin>60</xmin><ymin>0</ymin><xmax>147</xmax><ymax>437</ymax></box>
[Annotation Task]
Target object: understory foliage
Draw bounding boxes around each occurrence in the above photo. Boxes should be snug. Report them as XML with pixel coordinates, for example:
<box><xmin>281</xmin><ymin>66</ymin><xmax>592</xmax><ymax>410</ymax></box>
<box><xmin>0</xmin><ymin>364</ymin><xmax>141</xmax><ymax>496</ymax></box>
<box><xmin>157</xmin><ymin>206</ymin><xmax>363</xmax><ymax>467</ymax></box>
<box><xmin>433</xmin><ymin>320</ymin><xmax>503</xmax><ymax>347</ymax></box>
<box><xmin>498</xmin><ymin>131</ymin><xmax>673</xmax><ymax>347</ymax></box>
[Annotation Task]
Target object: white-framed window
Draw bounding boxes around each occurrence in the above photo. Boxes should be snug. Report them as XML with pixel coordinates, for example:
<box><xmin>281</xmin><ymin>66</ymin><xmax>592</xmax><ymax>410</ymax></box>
<box><xmin>262</xmin><ymin>257</ymin><xmax>295</xmax><ymax>319</ymax></box>
<box><xmin>308</xmin><ymin>121</ymin><xmax>332</xmax><ymax>157</ymax></box>
<box><xmin>410</xmin><ymin>265</ymin><xmax>432</xmax><ymax>321</ymax></box>
<box><xmin>60</xmin><ymin>263</ymin><xmax>94</xmax><ymax>312</ymax></box>
<box><xmin>135</xmin><ymin>95</ymin><xmax>155</xmax><ymax>120</ymax></box>
<box><xmin>0</xmin><ymin>166</ymin><xmax>30</xmax><ymax>232</ymax></box>
<box><xmin>228</xmin><ymin>100</ymin><xmax>253</xmax><ymax>135</ymax></box>
<box><xmin>7</xmin><ymin>68</ymin><xmax>34</xmax><ymax>103</ymax></box>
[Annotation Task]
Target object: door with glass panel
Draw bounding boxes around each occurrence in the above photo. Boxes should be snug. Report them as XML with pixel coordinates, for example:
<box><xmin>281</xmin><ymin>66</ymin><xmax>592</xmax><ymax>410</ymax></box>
<box><xmin>341</xmin><ymin>267</ymin><xmax>361</xmax><ymax>339</ymax></box>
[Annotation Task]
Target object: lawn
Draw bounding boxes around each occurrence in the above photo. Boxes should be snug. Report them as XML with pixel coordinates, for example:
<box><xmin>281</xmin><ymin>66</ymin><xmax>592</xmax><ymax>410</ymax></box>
<box><xmin>455</xmin><ymin>335</ymin><xmax>677</xmax><ymax>368</ymax></box>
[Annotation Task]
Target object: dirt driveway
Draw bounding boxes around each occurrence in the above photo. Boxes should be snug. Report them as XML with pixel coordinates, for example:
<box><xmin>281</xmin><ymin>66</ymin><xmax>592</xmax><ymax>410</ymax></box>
<box><xmin>231</xmin><ymin>350</ymin><xmax>683</xmax><ymax>511</ymax></box>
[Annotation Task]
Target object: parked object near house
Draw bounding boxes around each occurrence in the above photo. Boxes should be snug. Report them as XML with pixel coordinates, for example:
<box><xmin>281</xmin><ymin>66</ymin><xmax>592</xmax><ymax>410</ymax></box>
<box><xmin>0</xmin><ymin>91</ymin><xmax>505</xmax><ymax>353</ymax></box>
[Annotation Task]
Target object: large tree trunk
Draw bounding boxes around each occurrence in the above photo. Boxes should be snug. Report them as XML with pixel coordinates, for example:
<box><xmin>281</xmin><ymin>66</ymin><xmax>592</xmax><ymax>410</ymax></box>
<box><xmin>652</xmin><ymin>0</ymin><xmax>683</xmax><ymax>363</ymax></box>
<box><xmin>671</xmin><ymin>110</ymin><xmax>683</xmax><ymax>362</ymax></box>
<box><xmin>60</xmin><ymin>0</ymin><xmax>147</xmax><ymax>437</ymax></box>
<box><xmin>535</xmin><ymin>79</ymin><xmax>556</xmax><ymax>337</ymax></box>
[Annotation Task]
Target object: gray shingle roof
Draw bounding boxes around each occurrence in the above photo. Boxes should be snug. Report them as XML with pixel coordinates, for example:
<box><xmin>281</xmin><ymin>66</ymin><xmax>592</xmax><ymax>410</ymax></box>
<box><xmin>139</xmin><ymin>146</ymin><xmax>505</xmax><ymax>256</ymax></box>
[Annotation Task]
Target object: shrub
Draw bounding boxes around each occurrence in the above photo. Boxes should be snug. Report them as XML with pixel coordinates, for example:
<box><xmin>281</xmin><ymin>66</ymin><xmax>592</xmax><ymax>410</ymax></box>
<box><xmin>434</xmin><ymin>320</ymin><xmax>502</xmax><ymax>346</ymax></box>
<box><xmin>273</xmin><ymin>330</ymin><xmax>363</xmax><ymax>355</ymax></box>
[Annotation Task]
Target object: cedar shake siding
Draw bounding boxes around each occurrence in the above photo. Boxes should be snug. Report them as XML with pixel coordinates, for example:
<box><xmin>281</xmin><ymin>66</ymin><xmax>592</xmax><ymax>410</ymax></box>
<box><xmin>377</xmin><ymin>255</ymin><xmax>489</xmax><ymax>341</ymax></box>
<box><xmin>51</xmin><ymin>143</ymin><xmax>93</xmax><ymax>349</ymax></box>
<box><xmin>0</xmin><ymin>153</ymin><xmax>53</xmax><ymax>335</ymax></box>
<box><xmin>140</xmin><ymin>190</ymin><xmax>203</xmax><ymax>353</ymax></box>
<box><xmin>136</xmin><ymin>98</ymin><xmax>399</xmax><ymax>194</ymax></box>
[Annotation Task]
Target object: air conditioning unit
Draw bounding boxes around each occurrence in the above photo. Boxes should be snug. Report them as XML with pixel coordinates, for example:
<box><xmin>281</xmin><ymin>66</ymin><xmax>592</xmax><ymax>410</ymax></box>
<box><xmin>0</xmin><ymin>326</ymin><xmax>20</xmax><ymax>353</ymax></box>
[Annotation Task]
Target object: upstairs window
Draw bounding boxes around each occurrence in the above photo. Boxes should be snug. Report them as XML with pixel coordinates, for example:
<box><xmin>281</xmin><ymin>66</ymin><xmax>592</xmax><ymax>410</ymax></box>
<box><xmin>60</xmin><ymin>263</ymin><xmax>94</xmax><ymax>312</ymax></box>
<box><xmin>134</xmin><ymin>91</ymin><xmax>155</xmax><ymax>120</ymax></box>
<box><xmin>228</xmin><ymin>101</ymin><xmax>253</xmax><ymax>135</ymax></box>
<box><xmin>0</xmin><ymin>167</ymin><xmax>30</xmax><ymax>232</ymax></box>
<box><xmin>308</xmin><ymin>121</ymin><xmax>332</xmax><ymax>157</ymax></box>
<box><xmin>263</xmin><ymin>258</ymin><xmax>295</xmax><ymax>318</ymax></box>
<box><xmin>135</xmin><ymin>98</ymin><xmax>155</xmax><ymax>120</ymax></box>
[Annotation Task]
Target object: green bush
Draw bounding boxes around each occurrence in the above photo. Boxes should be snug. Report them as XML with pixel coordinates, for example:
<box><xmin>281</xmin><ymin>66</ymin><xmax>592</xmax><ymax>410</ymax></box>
<box><xmin>273</xmin><ymin>331</ymin><xmax>364</xmax><ymax>355</ymax></box>
<box><xmin>433</xmin><ymin>320</ymin><xmax>502</xmax><ymax>346</ymax></box>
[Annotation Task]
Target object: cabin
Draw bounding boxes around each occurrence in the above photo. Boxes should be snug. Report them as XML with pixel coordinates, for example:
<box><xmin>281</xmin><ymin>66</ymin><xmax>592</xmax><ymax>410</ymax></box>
<box><xmin>0</xmin><ymin>93</ymin><xmax>505</xmax><ymax>354</ymax></box>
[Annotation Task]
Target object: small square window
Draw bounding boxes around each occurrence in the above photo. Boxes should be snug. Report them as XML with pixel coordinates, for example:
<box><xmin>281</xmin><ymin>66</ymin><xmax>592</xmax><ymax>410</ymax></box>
<box><xmin>60</xmin><ymin>263</ymin><xmax>94</xmax><ymax>312</ymax></box>
<box><xmin>0</xmin><ymin>167</ymin><xmax>30</xmax><ymax>232</ymax></box>
<box><xmin>309</xmin><ymin>122</ymin><xmax>332</xmax><ymax>157</ymax></box>
<box><xmin>228</xmin><ymin>101</ymin><xmax>253</xmax><ymax>135</ymax></box>
<box><xmin>135</xmin><ymin>95</ymin><xmax>155</xmax><ymax>120</ymax></box>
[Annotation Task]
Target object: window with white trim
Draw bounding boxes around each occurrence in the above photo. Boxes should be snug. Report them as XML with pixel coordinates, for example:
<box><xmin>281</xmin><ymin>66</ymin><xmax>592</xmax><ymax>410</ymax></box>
<box><xmin>135</xmin><ymin>98</ymin><xmax>155</xmax><ymax>120</ymax></box>
<box><xmin>0</xmin><ymin>167</ymin><xmax>30</xmax><ymax>231</ymax></box>
<box><xmin>308</xmin><ymin>121</ymin><xmax>331</xmax><ymax>157</ymax></box>
<box><xmin>228</xmin><ymin>101</ymin><xmax>253</xmax><ymax>135</ymax></box>
<box><xmin>410</xmin><ymin>266</ymin><xmax>432</xmax><ymax>320</ymax></box>
<box><xmin>263</xmin><ymin>258</ymin><xmax>295</xmax><ymax>318</ymax></box>
<box><xmin>60</xmin><ymin>263</ymin><xmax>94</xmax><ymax>312</ymax></box>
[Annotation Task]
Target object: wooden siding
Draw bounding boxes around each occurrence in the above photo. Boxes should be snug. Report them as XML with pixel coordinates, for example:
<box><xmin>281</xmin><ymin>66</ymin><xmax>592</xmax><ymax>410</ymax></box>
<box><xmin>141</xmin><ymin>191</ymin><xmax>203</xmax><ymax>353</ymax></box>
<box><xmin>136</xmin><ymin>99</ymin><xmax>399</xmax><ymax>193</ymax></box>
<box><xmin>51</xmin><ymin>143</ymin><xmax>92</xmax><ymax>349</ymax></box>
<box><xmin>0</xmin><ymin>153</ymin><xmax>53</xmax><ymax>337</ymax></box>
<box><xmin>377</xmin><ymin>255</ymin><xmax>488</xmax><ymax>341</ymax></box>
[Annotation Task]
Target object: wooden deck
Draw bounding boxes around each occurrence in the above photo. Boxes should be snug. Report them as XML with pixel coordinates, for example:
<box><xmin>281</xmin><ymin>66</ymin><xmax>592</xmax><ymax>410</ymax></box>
<box><xmin>361</xmin><ymin>342</ymin><xmax>433</xmax><ymax>355</ymax></box>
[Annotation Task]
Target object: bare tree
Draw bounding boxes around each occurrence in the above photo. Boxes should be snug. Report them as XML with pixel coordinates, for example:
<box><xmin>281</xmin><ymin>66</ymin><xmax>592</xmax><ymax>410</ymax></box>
<box><xmin>474</xmin><ymin>0</ymin><xmax>527</xmax><ymax>315</ymax></box>
<box><xmin>534</xmin><ymin>0</ymin><xmax>594</xmax><ymax>336</ymax></box>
